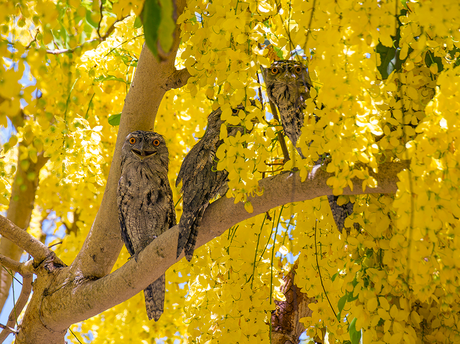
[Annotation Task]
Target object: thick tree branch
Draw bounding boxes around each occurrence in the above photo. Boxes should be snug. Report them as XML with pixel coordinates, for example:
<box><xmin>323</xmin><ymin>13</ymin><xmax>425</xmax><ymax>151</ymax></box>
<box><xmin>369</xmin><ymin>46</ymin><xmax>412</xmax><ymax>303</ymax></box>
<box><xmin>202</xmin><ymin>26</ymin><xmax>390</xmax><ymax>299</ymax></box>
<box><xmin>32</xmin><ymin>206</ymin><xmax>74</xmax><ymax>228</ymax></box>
<box><xmin>38</xmin><ymin>161</ymin><xmax>407</xmax><ymax>332</ymax></box>
<box><xmin>70</xmin><ymin>0</ymin><xmax>187</xmax><ymax>279</ymax></box>
<box><xmin>0</xmin><ymin>216</ymin><xmax>52</xmax><ymax>264</ymax></box>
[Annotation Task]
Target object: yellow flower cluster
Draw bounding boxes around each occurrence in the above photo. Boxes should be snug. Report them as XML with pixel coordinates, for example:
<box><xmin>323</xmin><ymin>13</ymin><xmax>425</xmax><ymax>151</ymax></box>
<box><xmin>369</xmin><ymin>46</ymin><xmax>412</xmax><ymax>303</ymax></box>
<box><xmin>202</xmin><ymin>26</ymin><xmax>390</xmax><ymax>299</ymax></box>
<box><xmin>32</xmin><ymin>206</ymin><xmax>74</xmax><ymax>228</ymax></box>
<box><xmin>2</xmin><ymin>0</ymin><xmax>460</xmax><ymax>342</ymax></box>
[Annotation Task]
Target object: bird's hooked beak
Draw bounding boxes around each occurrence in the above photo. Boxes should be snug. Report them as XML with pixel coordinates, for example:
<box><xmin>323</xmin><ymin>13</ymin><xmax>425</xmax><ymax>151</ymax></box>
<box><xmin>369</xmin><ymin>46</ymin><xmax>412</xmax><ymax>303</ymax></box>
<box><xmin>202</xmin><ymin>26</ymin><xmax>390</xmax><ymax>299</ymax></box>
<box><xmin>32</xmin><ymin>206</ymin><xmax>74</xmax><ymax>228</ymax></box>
<box><xmin>282</xmin><ymin>70</ymin><xmax>297</xmax><ymax>84</ymax></box>
<box><xmin>132</xmin><ymin>143</ymin><xmax>157</xmax><ymax>160</ymax></box>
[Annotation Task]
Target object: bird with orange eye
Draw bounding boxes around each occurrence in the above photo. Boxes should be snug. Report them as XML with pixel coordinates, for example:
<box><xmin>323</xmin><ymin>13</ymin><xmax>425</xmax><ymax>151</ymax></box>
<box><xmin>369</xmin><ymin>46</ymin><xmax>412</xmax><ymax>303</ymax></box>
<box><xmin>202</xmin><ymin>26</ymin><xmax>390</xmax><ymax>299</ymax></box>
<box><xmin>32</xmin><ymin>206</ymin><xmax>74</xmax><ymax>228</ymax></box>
<box><xmin>175</xmin><ymin>104</ymin><xmax>255</xmax><ymax>262</ymax></box>
<box><xmin>263</xmin><ymin>61</ymin><xmax>356</xmax><ymax>233</ymax></box>
<box><xmin>122</xmin><ymin>131</ymin><xmax>167</xmax><ymax>164</ymax></box>
<box><xmin>269</xmin><ymin>64</ymin><xmax>304</xmax><ymax>76</ymax></box>
<box><xmin>117</xmin><ymin>130</ymin><xmax>176</xmax><ymax>321</ymax></box>
<box><xmin>262</xmin><ymin>60</ymin><xmax>312</xmax><ymax>158</ymax></box>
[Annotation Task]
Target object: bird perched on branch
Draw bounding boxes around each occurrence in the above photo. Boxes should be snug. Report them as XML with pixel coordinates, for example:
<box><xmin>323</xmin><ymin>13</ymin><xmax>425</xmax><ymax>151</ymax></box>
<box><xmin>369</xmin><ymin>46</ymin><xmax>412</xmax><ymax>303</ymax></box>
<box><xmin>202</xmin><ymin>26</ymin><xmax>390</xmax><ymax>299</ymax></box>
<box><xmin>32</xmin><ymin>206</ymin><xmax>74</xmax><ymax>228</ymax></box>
<box><xmin>117</xmin><ymin>130</ymin><xmax>176</xmax><ymax>321</ymax></box>
<box><xmin>263</xmin><ymin>60</ymin><xmax>354</xmax><ymax>233</ymax></box>
<box><xmin>176</xmin><ymin>105</ymin><xmax>250</xmax><ymax>262</ymax></box>
<box><xmin>262</xmin><ymin>60</ymin><xmax>312</xmax><ymax>158</ymax></box>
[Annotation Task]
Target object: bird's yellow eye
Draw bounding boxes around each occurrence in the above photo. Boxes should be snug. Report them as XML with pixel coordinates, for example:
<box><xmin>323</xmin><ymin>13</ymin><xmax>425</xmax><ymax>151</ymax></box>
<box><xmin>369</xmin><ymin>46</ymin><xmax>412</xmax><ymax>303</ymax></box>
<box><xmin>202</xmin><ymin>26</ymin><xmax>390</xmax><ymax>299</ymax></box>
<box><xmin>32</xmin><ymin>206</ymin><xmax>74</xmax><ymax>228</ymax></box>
<box><xmin>232</xmin><ymin>108</ymin><xmax>239</xmax><ymax>114</ymax></box>
<box><xmin>270</xmin><ymin>67</ymin><xmax>279</xmax><ymax>75</ymax></box>
<box><xmin>294</xmin><ymin>66</ymin><xmax>303</xmax><ymax>73</ymax></box>
<box><xmin>129</xmin><ymin>137</ymin><xmax>136</xmax><ymax>144</ymax></box>
<box><xmin>153</xmin><ymin>139</ymin><xmax>160</xmax><ymax>146</ymax></box>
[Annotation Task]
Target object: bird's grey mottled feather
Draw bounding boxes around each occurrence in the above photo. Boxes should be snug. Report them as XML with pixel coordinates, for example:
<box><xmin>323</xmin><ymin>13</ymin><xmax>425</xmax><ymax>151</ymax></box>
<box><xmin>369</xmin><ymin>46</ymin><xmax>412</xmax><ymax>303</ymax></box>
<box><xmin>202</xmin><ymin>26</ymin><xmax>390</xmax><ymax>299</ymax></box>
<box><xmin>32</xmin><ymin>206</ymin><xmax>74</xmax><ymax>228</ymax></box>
<box><xmin>327</xmin><ymin>195</ymin><xmax>355</xmax><ymax>233</ymax></box>
<box><xmin>263</xmin><ymin>60</ymin><xmax>356</xmax><ymax>232</ymax></box>
<box><xmin>262</xmin><ymin>60</ymin><xmax>312</xmax><ymax>157</ymax></box>
<box><xmin>117</xmin><ymin>130</ymin><xmax>176</xmax><ymax>321</ymax></box>
<box><xmin>176</xmin><ymin>106</ymin><xmax>248</xmax><ymax>262</ymax></box>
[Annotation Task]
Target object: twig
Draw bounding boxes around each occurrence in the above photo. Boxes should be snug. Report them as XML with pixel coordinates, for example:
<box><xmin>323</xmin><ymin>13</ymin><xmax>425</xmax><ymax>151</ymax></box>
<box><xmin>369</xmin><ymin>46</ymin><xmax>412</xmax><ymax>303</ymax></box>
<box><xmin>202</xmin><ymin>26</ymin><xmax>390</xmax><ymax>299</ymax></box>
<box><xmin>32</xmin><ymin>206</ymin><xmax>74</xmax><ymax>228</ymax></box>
<box><xmin>103</xmin><ymin>34</ymin><xmax>144</xmax><ymax>58</ymax></box>
<box><xmin>0</xmin><ymin>324</ymin><xmax>18</xmax><ymax>334</ymax></box>
<box><xmin>69</xmin><ymin>327</ymin><xmax>83</xmax><ymax>344</ymax></box>
<box><xmin>265</xmin><ymin>162</ymin><xmax>285</xmax><ymax>166</ymax></box>
<box><xmin>268</xmin><ymin>100</ymin><xmax>290</xmax><ymax>162</ymax></box>
<box><xmin>303</xmin><ymin>0</ymin><xmax>317</xmax><ymax>53</ymax></box>
<box><xmin>0</xmin><ymin>324</ymin><xmax>18</xmax><ymax>338</ymax></box>
<box><xmin>314</xmin><ymin>221</ymin><xmax>337</xmax><ymax>318</ymax></box>
<box><xmin>46</xmin><ymin>15</ymin><xmax>129</xmax><ymax>55</ymax></box>
<box><xmin>25</xmin><ymin>29</ymin><xmax>40</xmax><ymax>49</ymax></box>
<box><xmin>0</xmin><ymin>269</ymin><xmax>33</xmax><ymax>343</ymax></box>
<box><xmin>2</xmin><ymin>266</ymin><xmax>23</xmax><ymax>286</ymax></box>
<box><xmin>97</xmin><ymin>0</ymin><xmax>104</xmax><ymax>38</ymax></box>
<box><xmin>256</xmin><ymin>73</ymin><xmax>265</xmax><ymax>111</ymax></box>
<box><xmin>0</xmin><ymin>215</ymin><xmax>54</xmax><ymax>264</ymax></box>
<box><xmin>257</xmin><ymin>70</ymin><xmax>290</xmax><ymax>162</ymax></box>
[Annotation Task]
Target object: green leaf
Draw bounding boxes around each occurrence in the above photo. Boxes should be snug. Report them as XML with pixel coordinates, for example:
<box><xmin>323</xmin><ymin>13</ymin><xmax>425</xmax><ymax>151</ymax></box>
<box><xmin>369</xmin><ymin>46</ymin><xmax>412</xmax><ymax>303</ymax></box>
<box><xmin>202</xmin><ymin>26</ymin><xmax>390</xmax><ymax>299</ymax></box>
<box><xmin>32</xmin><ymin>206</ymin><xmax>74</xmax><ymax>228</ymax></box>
<box><xmin>337</xmin><ymin>294</ymin><xmax>347</xmax><ymax>321</ymax></box>
<box><xmin>349</xmin><ymin>318</ymin><xmax>361</xmax><ymax>344</ymax></box>
<box><xmin>50</xmin><ymin>29</ymin><xmax>64</xmax><ymax>50</ymax></box>
<box><xmin>347</xmin><ymin>291</ymin><xmax>358</xmax><ymax>302</ymax></box>
<box><xmin>375</xmin><ymin>9</ymin><xmax>407</xmax><ymax>79</ymax></box>
<box><xmin>425</xmin><ymin>50</ymin><xmax>444</xmax><ymax>72</ymax></box>
<box><xmin>85</xmin><ymin>9</ymin><xmax>98</xmax><ymax>29</ymax></box>
<box><xmin>273</xmin><ymin>46</ymin><xmax>284</xmax><ymax>59</ymax></box>
<box><xmin>376</xmin><ymin>44</ymin><xmax>397</xmax><ymax>80</ymax></box>
<box><xmin>141</xmin><ymin>0</ymin><xmax>162</xmax><ymax>58</ymax></box>
<box><xmin>134</xmin><ymin>16</ymin><xmax>143</xmax><ymax>29</ymax></box>
<box><xmin>158</xmin><ymin>0</ymin><xmax>175</xmax><ymax>54</ymax></box>
<box><xmin>108</xmin><ymin>113</ymin><xmax>121</xmax><ymax>126</ymax></box>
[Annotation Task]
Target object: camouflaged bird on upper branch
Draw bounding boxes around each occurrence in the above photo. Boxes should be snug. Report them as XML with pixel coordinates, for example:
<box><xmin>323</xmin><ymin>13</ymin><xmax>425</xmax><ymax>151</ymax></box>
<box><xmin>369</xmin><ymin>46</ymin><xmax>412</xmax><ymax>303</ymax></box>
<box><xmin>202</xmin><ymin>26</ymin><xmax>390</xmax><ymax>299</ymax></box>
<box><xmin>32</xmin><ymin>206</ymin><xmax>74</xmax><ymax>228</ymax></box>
<box><xmin>176</xmin><ymin>104</ymin><xmax>252</xmax><ymax>262</ymax></box>
<box><xmin>262</xmin><ymin>60</ymin><xmax>312</xmax><ymax>159</ymax></box>
<box><xmin>117</xmin><ymin>130</ymin><xmax>176</xmax><ymax>321</ymax></box>
<box><xmin>263</xmin><ymin>60</ymin><xmax>355</xmax><ymax>233</ymax></box>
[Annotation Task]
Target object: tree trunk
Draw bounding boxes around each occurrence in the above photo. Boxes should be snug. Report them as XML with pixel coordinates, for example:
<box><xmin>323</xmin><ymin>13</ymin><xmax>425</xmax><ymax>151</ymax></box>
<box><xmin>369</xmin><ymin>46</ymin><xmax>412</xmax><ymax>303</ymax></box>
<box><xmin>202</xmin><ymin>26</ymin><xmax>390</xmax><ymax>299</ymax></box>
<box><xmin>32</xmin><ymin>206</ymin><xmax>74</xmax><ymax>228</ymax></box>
<box><xmin>271</xmin><ymin>260</ymin><xmax>325</xmax><ymax>344</ymax></box>
<box><xmin>0</xmin><ymin>145</ymin><xmax>47</xmax><ymax>311</ymax></box>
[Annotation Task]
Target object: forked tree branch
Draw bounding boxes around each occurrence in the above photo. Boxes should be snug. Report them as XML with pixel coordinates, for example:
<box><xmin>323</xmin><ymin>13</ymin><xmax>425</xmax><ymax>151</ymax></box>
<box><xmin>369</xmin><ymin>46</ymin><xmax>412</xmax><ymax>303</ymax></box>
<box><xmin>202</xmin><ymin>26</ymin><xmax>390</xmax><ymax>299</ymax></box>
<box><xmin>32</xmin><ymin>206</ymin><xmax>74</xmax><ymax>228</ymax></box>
<box><xmin>70</xmin><ymin>0</ymin><xmax>187</xmax><ymax>279</ymax></box>
<box><xmin>40</xmin><ymin>160</ymin><xmax>407</xmax><ymax>331</ymax></box>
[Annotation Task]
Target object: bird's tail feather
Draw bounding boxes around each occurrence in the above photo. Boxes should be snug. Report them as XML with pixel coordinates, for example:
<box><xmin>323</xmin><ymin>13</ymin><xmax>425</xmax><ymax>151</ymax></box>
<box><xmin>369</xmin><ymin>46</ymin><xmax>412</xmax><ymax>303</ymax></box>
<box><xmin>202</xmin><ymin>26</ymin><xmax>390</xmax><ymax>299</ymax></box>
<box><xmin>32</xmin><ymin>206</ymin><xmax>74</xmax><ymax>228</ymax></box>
<box><xmin>176</xmin><ymin>221</ymin><xmax>192</xmax><ymax>259</ymax></box>
<box><xmin>184</xmin><ymin>229</ymin><xmax>198</xmax><ymax>262</ymax></box>
<box><xmin>177</xmin><ymin>208</ymin><xmax>206</xmax><ymax>262</ymax></box>
<box><xmin>144</xmin><ymin>274</ymin><xmax>165</xmax><ymax>321</ymax></box>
